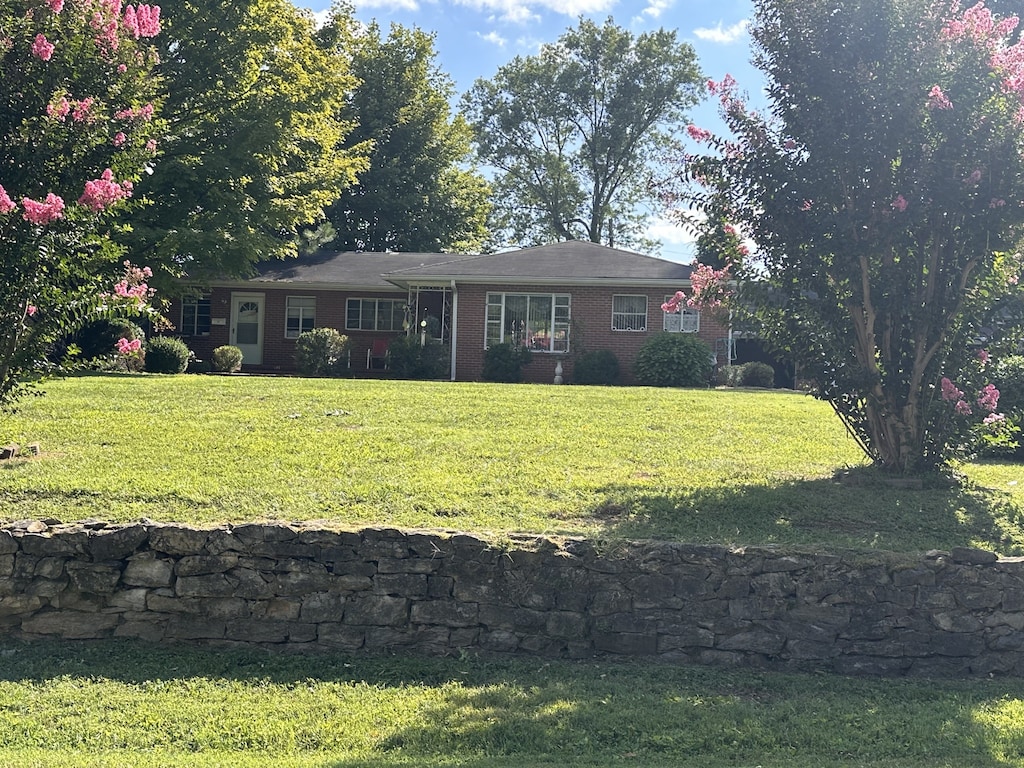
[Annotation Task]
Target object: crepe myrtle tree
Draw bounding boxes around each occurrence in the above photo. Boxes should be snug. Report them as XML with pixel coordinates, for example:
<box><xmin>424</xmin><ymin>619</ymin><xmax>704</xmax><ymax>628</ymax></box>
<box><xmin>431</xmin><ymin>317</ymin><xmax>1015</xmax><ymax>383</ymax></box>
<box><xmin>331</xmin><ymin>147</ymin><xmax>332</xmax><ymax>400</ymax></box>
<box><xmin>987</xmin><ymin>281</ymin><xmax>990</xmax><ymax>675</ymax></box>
<box><xmin>0</xmin><ymin>0</ymin><xmax>163</xmax><ymax>411</ymax></box>
<box><xmin>671</xmin><ymin>0</ymin><xmax>1024</xmax><ymax>474</ymax></box>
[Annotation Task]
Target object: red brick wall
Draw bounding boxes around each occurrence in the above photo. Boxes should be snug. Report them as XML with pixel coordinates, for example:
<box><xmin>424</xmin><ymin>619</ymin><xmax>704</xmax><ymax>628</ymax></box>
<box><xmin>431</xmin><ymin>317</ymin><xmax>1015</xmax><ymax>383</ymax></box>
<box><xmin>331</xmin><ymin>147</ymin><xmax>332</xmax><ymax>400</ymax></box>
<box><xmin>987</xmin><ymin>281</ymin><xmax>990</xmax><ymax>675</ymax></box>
<box><xmin>453</xmin><ymin>283</ymin><xmax>729</xmax><ymax>384</ymax></box>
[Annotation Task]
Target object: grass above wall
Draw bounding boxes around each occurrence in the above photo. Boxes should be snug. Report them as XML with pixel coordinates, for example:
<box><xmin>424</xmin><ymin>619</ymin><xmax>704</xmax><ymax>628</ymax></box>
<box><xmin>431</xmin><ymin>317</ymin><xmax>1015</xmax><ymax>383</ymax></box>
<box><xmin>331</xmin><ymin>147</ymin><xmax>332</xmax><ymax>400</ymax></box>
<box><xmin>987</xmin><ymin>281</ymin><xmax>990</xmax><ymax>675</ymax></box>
<box><xmin>1</xmin><ymin>373</ymin><xmax>1024</xmax><ymax>555</ymax></box>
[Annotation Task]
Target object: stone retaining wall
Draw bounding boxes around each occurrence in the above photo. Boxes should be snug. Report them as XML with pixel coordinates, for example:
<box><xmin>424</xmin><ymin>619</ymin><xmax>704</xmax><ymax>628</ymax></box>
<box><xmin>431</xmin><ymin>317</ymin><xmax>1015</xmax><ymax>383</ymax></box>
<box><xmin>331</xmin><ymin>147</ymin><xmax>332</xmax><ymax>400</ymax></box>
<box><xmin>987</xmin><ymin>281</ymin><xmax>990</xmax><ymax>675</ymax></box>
<box><xmin>3</xmin><ymin>520</ymin><xmax>1024</xmax><ymax>676</ymax></box>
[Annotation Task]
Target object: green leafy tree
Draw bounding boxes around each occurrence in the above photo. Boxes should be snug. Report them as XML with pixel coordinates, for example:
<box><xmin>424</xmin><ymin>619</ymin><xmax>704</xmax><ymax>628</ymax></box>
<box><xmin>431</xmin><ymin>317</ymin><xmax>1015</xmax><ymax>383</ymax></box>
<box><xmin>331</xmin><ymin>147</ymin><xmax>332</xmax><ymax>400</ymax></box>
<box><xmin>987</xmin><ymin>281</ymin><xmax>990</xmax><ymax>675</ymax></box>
<box><xmin>463</xmin><ymin>17</ymin><xmax>703</xmax><ymax>249</ymax></box>
<box><xmin>120</xmin><ymin>0</ymin><xmax>368</xmax><ymax>287</ymax></box>
<box><xmin>681</xmin><ymin>0</ymin><xmax>1024</xmax><ymax>474</ymax></box>
<box><xmin>0</xmin><ymin>0</ymin><xmax>163</xmax><ymax>411</ymax></box>
<box><xmin>318</xmin><ymin>14</ymin><xmax>490</xmax><ymax>253</ymax></box>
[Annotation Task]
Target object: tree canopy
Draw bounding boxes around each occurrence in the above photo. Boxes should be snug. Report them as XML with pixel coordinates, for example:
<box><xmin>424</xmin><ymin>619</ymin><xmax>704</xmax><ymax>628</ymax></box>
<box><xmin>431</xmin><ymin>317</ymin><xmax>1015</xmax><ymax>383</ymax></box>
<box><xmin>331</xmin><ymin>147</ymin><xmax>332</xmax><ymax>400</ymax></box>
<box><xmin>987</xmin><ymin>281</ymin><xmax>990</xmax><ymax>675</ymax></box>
<box><xmin>682</xmin><ymin>0</ymin><xmax>1024</xmax><ymax>474</ymax></box>
<box><xmin>120</xmin><ymin>0</ymin><xmax>368</xmax><ymax>288</ymax></box>
<box><xmin>317</xmin><ymin>14</ymin><xmax>490</xmax><ymax>254</ymax></box>
<box><xmin>463</xmin><ymin>17</ymin><xmax>703</xmax><ymax>250</ymax></box>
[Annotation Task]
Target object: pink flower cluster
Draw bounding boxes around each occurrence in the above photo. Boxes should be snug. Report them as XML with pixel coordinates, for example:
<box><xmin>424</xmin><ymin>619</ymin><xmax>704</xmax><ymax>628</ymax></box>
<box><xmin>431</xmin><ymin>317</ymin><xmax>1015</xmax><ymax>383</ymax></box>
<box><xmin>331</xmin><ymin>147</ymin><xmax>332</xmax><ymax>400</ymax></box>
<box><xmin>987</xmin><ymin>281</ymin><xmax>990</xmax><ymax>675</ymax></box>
<box><xmin>114</xmin><ymin>103</ymin><xmax>154</xmax><ymax>121</ymax></box>
<box><xmin>0</xmin><ymin>185</ymin><xmax>15</xmax><ymax>214</ymax></box>
<box><xmin>79</xmin><ymin>169</ymin><xmax>133</xmax><ymax>212</ymax></box>
<box><xmin>111</xmin><ymin>262</ymin><xmax>154</xmax><ymax>310</ymax></box>
<box><xmin>31</xmin><ymin>33</ymin><xmax>54</xmax><ymax>61</ymax></box>
<box><xmin>942</xmin><ymin>3</ymin><xmax>1024</xmax><ymax>110</ymax></box>
<box><xmin>892</xmin><ymin>195</ymin><xmax>909</xmax><ymax>212</ymax></box>
<box><xmin>47</xmin><ymin>0</ymin><xmax>65</xmax><ymax>12</ymax></box>
<box><xmin>122</xmin><ymin>4</ymin><xmax>161</xmax><ymax>39</ymax></box>
<box><xmin>21</xmin><ymin>193</ymin><xmax>65</xmax><ymax>224</ymax></box>
<box><xmin>116</xmin><ymin>337</ymin><xmax>142</xmax><ymax>354</ymax></box>
<box><xmin>927</xmin><ymin>85</ymin><xmax>953</xmax><ymax>110</ymax></box>
<box><xmin>686</xmin><ymin>124</ymin><xmax>712</xmax><ymax>143</ymax></box>
<box><xmin>665</xmin><ymin>262</ymin><xmax>734</xmax><ymax>312</ymax></box>
<box><xmin>47</xmin><ymin>96</ymin><xmax>96</xmax><ymax>123</ymax></box>
<box><xmin>940</xmin><ymin>376</ymin><xmax>1000</xmax><ymax>417</ymax></box>
<box><xmin>92</xmin><ymin>1</ymin><xmax>161</xmax><ymax>53</ymax></box>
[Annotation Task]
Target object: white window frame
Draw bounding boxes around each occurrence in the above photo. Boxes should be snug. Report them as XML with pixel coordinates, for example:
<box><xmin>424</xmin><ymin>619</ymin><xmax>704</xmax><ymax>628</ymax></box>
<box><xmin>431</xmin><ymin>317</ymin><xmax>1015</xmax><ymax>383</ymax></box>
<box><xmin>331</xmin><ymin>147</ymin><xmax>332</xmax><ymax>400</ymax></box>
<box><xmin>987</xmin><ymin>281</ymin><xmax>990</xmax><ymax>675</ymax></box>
<box><xmin>285</xmin><ymin>296</ymin><xmax>316</xmax><ymax>339</ymax></box>
<box><xmin>663</xmin><ymin>295</ymin><xmax>700</xmax><ymax>333</ymax></box>
<box><xmin>180</xmin><ymin>295</ymin><xmax>211</xmax><ymax>337</ymax></box>
<box><xmin>485</xmin><ymin>292</ymin><xmax>570</xmax><ymax>353</ymax></box>
<box><xmin>611</xmin><ymin>294</ymin><xmax>648</xmax><ymax>332</ymax></box>
<box><xmin>345</xmin><ymin>298</ymin><xmax>406</xmax><ymax>332</ymax></box>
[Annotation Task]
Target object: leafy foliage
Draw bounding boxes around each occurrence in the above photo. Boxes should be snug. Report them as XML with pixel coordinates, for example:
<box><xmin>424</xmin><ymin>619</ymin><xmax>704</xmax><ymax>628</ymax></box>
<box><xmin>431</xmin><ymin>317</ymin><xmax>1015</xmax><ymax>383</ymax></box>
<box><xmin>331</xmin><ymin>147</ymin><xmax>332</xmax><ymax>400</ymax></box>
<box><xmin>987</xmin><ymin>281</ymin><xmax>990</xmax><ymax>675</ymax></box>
<box><xmin>211</xmin><ymin>345</ymin><xmax>243</xmax><ymax>374</ymax></box>
<box><xmin>740</xmin><ymin>362</ymin><xmax>776</xmax><ymax>389</ymax></box>
<box><xmin>481</xmin><ymin>342</ymin><xmax>533</xmax><ymax>383</ymax></box>
<box><xmin>294</xmin><ymin>327</ymin><xmax>350</xmax><ymax>377</ymax></box>
<box><xmin>679</xmin><ymin>0</ymin><xmax>1024</xmax><ymax>473</ymax></box>
<box><xmin>463</xmin><ymin>18</ymin><xmax>703</xmax><ymax>249</ymax></box>
<box><xmin>572</xmin><ymin>349</ymin><xmax>621</xmax><ymax>385</ymax></box>
<box><xmin>144</xmin><ymin>337</ymin><xmax>190</xmax><ymax>374</ymax></box>
<box><xmin>120</xmin><ymin>0</ymin><xmax>368</xmax><ymax>289</ymax></box>
<box><xmin>72</xmin><ymin>319</ymin><xmax>146</xmax><ymax>362</ymax></box>
<box><xmin>386</xmin><ymin>335</ymin><xmax>450</xmax><ymax>380</ymax></box>
<box><xmin>633</xmin><ymin>333</ymin><xmax>712</xmax><ymax>387</ymax></box>
<box><xmin>318</xmin><ymin>16</ymin><xmax>491</xmax><ymax>253</ymax></box>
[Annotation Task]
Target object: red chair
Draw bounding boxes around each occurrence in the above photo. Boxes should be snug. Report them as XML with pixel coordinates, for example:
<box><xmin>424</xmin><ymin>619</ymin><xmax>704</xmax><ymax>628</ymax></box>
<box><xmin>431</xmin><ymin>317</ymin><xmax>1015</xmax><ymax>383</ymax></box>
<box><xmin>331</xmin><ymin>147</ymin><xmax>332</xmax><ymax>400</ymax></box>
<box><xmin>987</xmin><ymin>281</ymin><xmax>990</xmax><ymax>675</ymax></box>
<box><xmin>366</xmin><ymin>338</ymin><xmax>389</xmax><ymax>370</ymax></box>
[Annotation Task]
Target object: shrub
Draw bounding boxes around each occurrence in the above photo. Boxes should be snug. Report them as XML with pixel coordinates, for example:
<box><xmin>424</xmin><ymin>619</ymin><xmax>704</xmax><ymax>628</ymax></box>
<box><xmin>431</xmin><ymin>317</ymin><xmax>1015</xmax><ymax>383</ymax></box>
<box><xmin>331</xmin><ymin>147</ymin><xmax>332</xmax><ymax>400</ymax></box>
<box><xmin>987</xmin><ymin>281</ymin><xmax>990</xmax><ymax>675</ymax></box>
<box><xmin>211</xmin><ymin>345</ymin><xmax>244</xmax><ymax>373</ymax></box>
<box><xmin>740</xmin><ymin>361</ymin><xmax>776</xmax><ymax>388</ymax></box>
<box><xmin>73</xmin><ymin>318</ymin><xmax>146</xmax><ymax>362</ymax></box>
<box><xmin>573</xmin><ymin>349</ymin><xmax>620</xmax><ymax>385</ymax></box>
<box><xmin>991</xmin><ymin>355</ymin><xmax>1024</xmax><ymax>414</ymax></box>
<box><xmin>144</xmin><ymin>336</ymin><xmax>191</xmax><ymax>374</ymax></box>
<box><xmin>387</xmin><ymin>335</ymin><xmax>450</xmax><ymax>380</ymax></box>
<box><xmin>295</xmin><ymin>328</ymin><xmax>350</xmax><ymax>377</ymax></box>
<box><xmin>716</xmin><ymin>364</ymin><xmax>743</xmax><ymax>387</ymax></box>
<box><xmin>482</xmin><ymin>343</ymin><xmax>533</xmax><ymax>383</ymax></box>
<box><xmin>633</xmin><ymin>332</ymin><xmax>712</xmax><ymax>388</ymax></box>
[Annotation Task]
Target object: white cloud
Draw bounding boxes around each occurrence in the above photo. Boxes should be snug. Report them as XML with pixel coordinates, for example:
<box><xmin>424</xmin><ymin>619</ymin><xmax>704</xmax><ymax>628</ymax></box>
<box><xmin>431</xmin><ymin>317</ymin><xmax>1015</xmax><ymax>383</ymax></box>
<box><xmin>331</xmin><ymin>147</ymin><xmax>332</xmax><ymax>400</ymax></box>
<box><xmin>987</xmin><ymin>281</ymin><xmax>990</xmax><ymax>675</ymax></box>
<box><xmin>454</xmin><ymin>0</ymin><xmax>612</xmax><ymax>23</ymax></box>
<box><xmin>640</xmin><ymin>0</ymin><xmax>673</xmax><ymax>20</ymax></box>
<box><xmin>309</xmin><ymin>8</ymin><xmax>332</xmax><ymax>28</ymax></box>
<box><xmin>351</xmin><ymin>0</ymin><xmax>420</xmax><ymax>10</ymax></box>
<box><xmin>476</xmin><ymin>30</ymin><xmax>507</xmax><ymax>46</ymax></box>
<box><xmin>693</xmin><ymin>19</ymin><xmax>749</xmax><ymax>44</ymax></box>
<box><xmin>646</xmin><ymin>211</ymin><xmax>701</xmax><ymax>247</ymax></box>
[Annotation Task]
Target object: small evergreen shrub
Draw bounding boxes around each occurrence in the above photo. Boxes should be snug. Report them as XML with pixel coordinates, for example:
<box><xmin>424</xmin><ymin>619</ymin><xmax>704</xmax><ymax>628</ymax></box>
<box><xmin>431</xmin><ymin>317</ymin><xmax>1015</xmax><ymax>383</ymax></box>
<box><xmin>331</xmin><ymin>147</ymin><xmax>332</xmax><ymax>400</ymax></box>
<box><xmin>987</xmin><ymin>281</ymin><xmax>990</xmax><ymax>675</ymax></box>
<box><xmin>144</xmin><ymin>336</ymin><xmax>191</xmax><ymax>374</ymax></box>
<box><xmin>991</xmin><ymin>355</ymin><xmax>1024</xmax><ymax>414</ymax></box>
<box><xmin>716</xmin><ymin>364</ymin><xmax>742</xmax><ymax>387</ymax></box>
<box><xmin>295</xmin><ymin>327</ymin><xmax>350</xmax><ymax>377</ymax></box>
<box><xmin>740</xmin><ymin>361</ymin><xmax>776</xmax><ymax>388</ymax></box>
<box><xmin>573</xmin><ymin>349</ymin><xmax>620</xmax><ymax>385</ymax></box>
<box><xmin>482</xmin><ymin>343</ymin><xmax>533</xmax><ymax>383</ymax></box>
<box><xmin>633</xmin><ymin>332</ymin><xmax>712</xmax><ymax>388</ymax></box>
<box><xmin>387</xmin><ymin>335</ymin><xmax>450</xmax><ymax>380</ymax></box>
<box><xmin>211</xmin><ymin>345</ymin><xmax>244</xmax><ymax>373</ymax></box>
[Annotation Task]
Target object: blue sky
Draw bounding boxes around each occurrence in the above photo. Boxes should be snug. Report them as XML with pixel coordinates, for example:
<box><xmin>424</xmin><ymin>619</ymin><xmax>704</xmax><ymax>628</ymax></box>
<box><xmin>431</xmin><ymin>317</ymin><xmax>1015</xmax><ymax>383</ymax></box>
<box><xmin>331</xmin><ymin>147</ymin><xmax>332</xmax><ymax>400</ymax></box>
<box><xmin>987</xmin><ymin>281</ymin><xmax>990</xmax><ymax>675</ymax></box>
<box><xmin>299</xmin><ymin>0</ymin><xmax>764</xmax><ymax>260</ymax></box>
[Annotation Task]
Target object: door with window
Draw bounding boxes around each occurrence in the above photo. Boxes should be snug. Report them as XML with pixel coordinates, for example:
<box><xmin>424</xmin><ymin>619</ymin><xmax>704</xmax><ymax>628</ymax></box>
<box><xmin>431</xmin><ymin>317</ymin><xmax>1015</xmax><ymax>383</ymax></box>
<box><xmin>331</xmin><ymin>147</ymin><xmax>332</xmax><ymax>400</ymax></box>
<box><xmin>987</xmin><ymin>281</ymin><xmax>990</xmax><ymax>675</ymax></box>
<box><xmin>230</xmin><ymin>293</ymin><xmax>265</xmax><ymax>365</ymax></box>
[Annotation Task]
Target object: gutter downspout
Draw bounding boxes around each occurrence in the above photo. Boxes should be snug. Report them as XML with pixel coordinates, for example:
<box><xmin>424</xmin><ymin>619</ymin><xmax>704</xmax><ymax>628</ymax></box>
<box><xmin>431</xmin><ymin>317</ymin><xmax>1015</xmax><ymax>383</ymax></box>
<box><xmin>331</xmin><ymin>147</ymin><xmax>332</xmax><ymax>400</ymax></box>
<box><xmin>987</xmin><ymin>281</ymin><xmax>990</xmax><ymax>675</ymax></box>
<box><xmin>449</xmin><ymin>280</ymin><xmax>458</xmax><ymax>381</ymax></box>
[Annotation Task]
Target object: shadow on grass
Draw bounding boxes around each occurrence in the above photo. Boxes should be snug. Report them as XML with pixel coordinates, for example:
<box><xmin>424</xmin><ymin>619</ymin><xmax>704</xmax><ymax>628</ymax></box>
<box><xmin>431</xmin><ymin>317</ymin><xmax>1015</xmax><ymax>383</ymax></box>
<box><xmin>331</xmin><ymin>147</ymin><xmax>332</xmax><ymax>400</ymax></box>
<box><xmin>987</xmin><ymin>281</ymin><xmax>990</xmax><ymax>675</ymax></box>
<box><xmin>1</xmin><ymin>639</ymin><xmax>1020</xmax><ymax>767</ymax></box>
<box><xmin>584</xmin><ymin>471</ymin><xmax>1024</xmax><ymax>556</ymax></box>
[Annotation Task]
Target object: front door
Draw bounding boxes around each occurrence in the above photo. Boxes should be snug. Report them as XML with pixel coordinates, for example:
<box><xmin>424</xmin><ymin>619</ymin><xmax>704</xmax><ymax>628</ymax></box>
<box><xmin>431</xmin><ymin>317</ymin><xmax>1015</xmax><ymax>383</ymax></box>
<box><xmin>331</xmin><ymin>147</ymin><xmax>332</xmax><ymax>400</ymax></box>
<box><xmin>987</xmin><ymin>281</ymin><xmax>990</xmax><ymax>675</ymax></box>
<box><xmin>230</xmin><ymin>293</ymin><xmax>264</xmax><ymax>366</ymax></box>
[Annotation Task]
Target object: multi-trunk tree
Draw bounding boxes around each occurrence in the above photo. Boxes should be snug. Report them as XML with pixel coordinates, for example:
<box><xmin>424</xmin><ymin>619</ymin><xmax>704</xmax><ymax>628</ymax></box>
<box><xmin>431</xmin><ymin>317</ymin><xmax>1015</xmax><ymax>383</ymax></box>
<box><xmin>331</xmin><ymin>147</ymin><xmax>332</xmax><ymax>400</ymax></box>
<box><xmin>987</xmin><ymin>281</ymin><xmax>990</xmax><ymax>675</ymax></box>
<box><xmin>0</xmin><ymin>0</ymin><xmax>163</xmax><ymax>410</ymax></box>
<box><xmin>680</xmin><ymin>0</ymin><xmax>1024</xmax><ymax>474</ymax></box>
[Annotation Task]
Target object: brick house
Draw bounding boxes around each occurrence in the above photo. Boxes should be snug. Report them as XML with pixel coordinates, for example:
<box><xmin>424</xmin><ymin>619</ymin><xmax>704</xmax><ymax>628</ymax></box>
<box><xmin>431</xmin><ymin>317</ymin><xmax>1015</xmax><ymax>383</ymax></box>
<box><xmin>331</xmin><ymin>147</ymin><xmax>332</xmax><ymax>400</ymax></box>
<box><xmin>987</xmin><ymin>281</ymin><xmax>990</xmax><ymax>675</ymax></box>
<box><xmin>167</xmin><ymin>241</ymin><xmax>731</xmax><ymax>384</ymax></box>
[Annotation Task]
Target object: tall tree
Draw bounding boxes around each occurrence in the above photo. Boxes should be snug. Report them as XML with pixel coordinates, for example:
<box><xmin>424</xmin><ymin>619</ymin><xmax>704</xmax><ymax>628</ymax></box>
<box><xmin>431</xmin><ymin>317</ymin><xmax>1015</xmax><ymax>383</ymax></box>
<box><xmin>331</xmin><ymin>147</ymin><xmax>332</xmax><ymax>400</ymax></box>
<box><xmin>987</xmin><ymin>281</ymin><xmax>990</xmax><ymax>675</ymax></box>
<box><xmin>120</xmin><ymin>0</ymin><xmax>368</xmax><ymax>287</ymax></box>
<box><xmin>318</xmin><ymin>14</ymin><xmax>490</xmax><ymax>253</ymax></box>
<box><xmin>463</xmin><ymin>17</ymin><xmax>703</xmax><ymax>249</ymax></box>
<box><xmin>0</xmin><ymin>0</ymin><xmax>163</xmax><ymax>410</ymax></box>
<box><xmin>681</xmin><ymin>0</ymin><xmax>1024</xmax><ymax>474</ymax></box>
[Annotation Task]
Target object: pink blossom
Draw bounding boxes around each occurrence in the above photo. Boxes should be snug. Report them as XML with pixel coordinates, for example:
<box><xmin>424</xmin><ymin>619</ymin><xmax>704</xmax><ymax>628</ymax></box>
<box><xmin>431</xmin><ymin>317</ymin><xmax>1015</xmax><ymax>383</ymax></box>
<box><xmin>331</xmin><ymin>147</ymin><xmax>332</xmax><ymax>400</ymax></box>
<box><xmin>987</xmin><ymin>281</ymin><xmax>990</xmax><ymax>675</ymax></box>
<box><xmin>117</xmin><ymin>63</ymin><xmax>127</xmax><ymax>73</ymax></box>
<box><xmin>964</xmin><ymin>169</ymin><xmax>983</xmax><ymax>185</ymax></box>
<box><xmin>134</xmin><ymin>4</ymin><xmax>161</xmax><ymax>37</ymax></box>
<box><xmin>46</xmin><ymin>97</ymin><xmax>70</xmax><ymax>120</ymax></box>
<box><xmin>990</xmin><ymin>198</ymin><xmax>1006</xmax><ymax>207</ymax></box>
<box><xmin>977</xmin><ymin>348</ymin><xmax>990</xmax><ymax>364</ymax></box>
<box><xmin>687</xmin><ymin>262</ymin><xmax>733</xmax><ymax>310</ymax></box>
<box><xmin>783</xmin><ymin>138</ymin><xmax>797</xmax><ymax>150</ymax></box>
<box><xmin>46</xmin><ymin>0</ymin><xmax>64</xmax><ymax>12</ymax></box>
<box><xmin>0</xmin><ymin>185</ymin><xmax>15</xmax><ymax>214</ymax></box>
<box><xmin>145</xmin><ymin>138</ymin><xmax>157</xmax><ymax>153</ymax></box>
<box><xmin>26</xmin><ymin>305</ymin><xmax>37</xmax><ymax>317</ymax></box>
<box><xmin>21</xmin><ymin>193</ymin><xmax>65</xmax><ymax>224</ymax></box>
<box><xmin>941</xmin><ymin>376</ymin><xmax>964</xmax><ymax>403</ymax></box>
<box><xmin>892</xmin><ymin>195</ymin><xmax>908</xmax><ymax>212</ymax></box>
<box><xmin>72</xmin><ymin>97</ymin><xmax>95</xmax><ymax>122</ymax></box>
<box><xmin>686</xmin><ymin>124</ymin><xmax>712</xmax><ymax>143</ymax></box>
<box><xmin>31</xmin><ymin>34</ymin><xmax>54</xmax><ymax>61</ymax></box>
<box><xmin>800</xmin><ymin>200</ymin><xmax>813</xmax><ymax>211</ymax></box>
<box><xmin>79</xmin><ymin>169</ymin><xmax>132</xmax><ymax>211</ymax></box>
<box><xmin>984</xmin><ymin>412</ymin><xmax>1006</xmax><ymax>425</ymax></box>
<box><xmin>955</xmin><ymin>399</ymin><xmax>973</xmax><ymax>416</ymax></box>
<box><xmin>113</xmin><ymin>132</ymin><xmax>127</xmax><ymax>147</ymax></box>
<box><xmin>927</xmin><ymin>85</ymin><xmax>953</xmax><ymax>110</ymax></box>
<box><xmin>116</xmin><ymin>337</ymin><xmax>141</xmax><ymax>354</ymax></box>
<box><xmin>114</xmin><ymin>103</ymin><xmax>154</xmax><ymax>122</ymax></box>
<box><xmin>978</xmin><ymin>383</ymin><xmax>1000</xmax><ymax>411</ymax></box>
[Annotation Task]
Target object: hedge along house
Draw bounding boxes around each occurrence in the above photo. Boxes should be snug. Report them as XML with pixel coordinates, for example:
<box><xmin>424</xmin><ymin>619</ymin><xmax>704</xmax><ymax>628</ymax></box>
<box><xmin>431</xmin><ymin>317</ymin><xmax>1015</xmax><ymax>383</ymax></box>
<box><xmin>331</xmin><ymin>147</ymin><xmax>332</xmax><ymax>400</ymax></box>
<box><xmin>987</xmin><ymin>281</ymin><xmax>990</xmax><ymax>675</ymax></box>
<box><xmin>168</xmin><ymin>241</ymin><xmax>731</xmax><ymax>384</ymax></box>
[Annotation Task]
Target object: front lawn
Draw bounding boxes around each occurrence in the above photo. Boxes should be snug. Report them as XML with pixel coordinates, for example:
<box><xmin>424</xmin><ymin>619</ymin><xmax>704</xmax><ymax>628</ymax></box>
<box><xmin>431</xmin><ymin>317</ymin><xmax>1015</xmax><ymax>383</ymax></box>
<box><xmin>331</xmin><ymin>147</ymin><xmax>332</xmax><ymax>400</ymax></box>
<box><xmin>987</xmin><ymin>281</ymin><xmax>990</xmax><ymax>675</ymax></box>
<box><xmin>2</xmin><ymin>373</ymin><xmax>1024</xmax><ymax>554</ymax></box>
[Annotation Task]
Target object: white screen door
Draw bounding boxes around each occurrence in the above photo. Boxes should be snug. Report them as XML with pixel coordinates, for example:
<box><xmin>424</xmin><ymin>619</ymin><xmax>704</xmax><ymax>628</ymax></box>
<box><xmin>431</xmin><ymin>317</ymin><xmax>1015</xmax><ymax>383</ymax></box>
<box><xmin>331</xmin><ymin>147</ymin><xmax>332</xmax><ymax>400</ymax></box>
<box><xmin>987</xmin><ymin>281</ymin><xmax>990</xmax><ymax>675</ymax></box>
<box><xmin>230</xmin><ymin>293</ymin><xmax>265</xmax><ymax>365</ymax></box>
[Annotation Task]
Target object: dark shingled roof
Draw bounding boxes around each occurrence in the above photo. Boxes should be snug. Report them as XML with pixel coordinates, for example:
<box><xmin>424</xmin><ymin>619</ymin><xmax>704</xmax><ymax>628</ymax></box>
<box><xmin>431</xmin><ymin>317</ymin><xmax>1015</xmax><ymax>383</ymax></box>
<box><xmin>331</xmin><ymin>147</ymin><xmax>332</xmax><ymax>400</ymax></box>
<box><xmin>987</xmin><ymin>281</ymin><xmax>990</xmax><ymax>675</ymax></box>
<box><xmin>246</xmin><ymin>241</ymin><xmax>692</xmax><ymax>288</ymax></box>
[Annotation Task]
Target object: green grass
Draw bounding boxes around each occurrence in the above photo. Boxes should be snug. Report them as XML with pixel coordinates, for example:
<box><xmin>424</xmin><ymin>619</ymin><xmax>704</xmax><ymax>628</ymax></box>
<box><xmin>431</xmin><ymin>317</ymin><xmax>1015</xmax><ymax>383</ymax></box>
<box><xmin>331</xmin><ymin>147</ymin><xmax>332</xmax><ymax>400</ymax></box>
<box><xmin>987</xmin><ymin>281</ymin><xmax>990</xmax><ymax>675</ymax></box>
<box><xmin>2</xmin><ymin>373</ymin><xmax>1024</xmax><ymax>554</ymax></box>
<box><xmin>0</xmin><ymin>638</ymin><xmax>1023</xmax><ymax>767</ymax></box>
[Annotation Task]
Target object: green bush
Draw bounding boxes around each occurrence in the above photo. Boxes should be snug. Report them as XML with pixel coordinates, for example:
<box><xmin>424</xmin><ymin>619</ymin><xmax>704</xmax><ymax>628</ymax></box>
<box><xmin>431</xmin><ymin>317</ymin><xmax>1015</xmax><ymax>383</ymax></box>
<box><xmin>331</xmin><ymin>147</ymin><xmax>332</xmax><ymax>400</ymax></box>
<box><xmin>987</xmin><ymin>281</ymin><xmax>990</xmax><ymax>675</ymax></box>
<box><xmin>144</xmin><ymin>336</ymin><xmax>191</xmax><ymax>374</ymax></box>
<box><xmin>573</xmin><ymin>349</ymin><xmax>620</xmax><ymax>385</ymax></box>
<box><xmin>633</xmin><ymin>332</ymin><xmax>712</xmax><ymax>388</ymax></box>
<box><xmin>740</xmin><ymin>361</ymin><xmax>776</xmax><ymax>388</ymax></box>
<box><xmin>211</xmin><ymin>345</ymin><xmax>244</xmax><ymax>373</ymax></box>
<box><xmin>482</xmin><ymin>343</ymin><xmax>533</xmax><ymax>383</ymax></box>
<box><xmin>991</xmin><ymin>355</ymin><xmax>1024</xmax><ymax>414</ymax></box>
<box><xmin>716</xmin><ymin>364</ymin><xmax>743</xmax><ymax>387</ymax></box>
<box><xmin>74</xmin><ymin>318</ymin><xmax>146</xmax><ymax>361</ymax></box>
<box><xmin>295</xmin><ymin>327</ymin><xmax>350</xmax><ymax>377</ymax></box>
<box><xmin>387</xmin><ymin>335</ymin><xmax>450</xmax><ymax>380</ymax></box>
